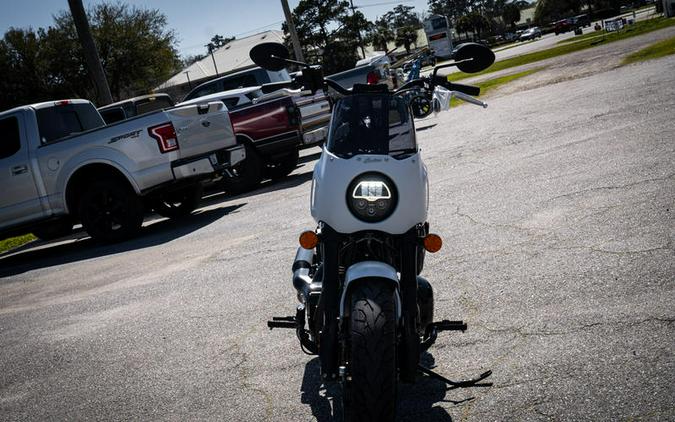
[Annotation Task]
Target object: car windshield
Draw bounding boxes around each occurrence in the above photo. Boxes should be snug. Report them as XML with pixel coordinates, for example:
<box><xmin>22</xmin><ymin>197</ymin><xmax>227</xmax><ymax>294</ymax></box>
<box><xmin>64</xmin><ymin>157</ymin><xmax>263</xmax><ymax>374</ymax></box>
<box><xmin>327</xmin><ymin>94</ymin><xmax>416</xmax><ymax>159</ymax></box>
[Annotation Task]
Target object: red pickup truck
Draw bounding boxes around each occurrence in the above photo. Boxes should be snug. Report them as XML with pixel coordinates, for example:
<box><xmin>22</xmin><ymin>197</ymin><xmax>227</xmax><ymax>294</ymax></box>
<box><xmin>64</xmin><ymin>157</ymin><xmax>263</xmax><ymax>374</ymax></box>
<box><xmin>179</xmin><ymin>86</ymin><xmax>330</xmax><ymax>192</ymax></box>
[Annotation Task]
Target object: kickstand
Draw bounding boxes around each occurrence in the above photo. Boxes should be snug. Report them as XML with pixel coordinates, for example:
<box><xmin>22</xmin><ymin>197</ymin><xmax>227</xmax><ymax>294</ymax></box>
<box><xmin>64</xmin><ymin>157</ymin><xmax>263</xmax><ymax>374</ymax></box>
<box><xmin>418</xmin><ymin>365</ymin><xmax>493</xmax><ymax>390</ymax></box>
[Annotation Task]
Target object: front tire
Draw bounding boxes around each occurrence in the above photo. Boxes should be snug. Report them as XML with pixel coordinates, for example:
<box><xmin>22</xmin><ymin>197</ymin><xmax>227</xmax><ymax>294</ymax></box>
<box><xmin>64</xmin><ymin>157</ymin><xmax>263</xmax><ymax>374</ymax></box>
<box><xmin>265</xmin><ymin>150</ymin><xmax>299</xmax><ymax>180</ymax></box>
<box><xmin>221</xmin><ymin>142</ymin><xmax>263</xmax><ymax>194</ymax></box>
<box><xmin>78</xmin><ymin>179</ymin><xmax>144</xmax><ymax>242</ymax></box>
<box><xmin>345</xmin><ymin>280</ymin><xmax>397</xmax><ymax>422</ymax></box>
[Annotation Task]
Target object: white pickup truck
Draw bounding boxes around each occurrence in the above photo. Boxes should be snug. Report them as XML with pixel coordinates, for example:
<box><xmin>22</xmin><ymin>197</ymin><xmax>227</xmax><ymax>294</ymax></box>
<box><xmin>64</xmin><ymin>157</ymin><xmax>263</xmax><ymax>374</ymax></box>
<box><xmin>0</xmin><ymin>99</ymin><xmax>244</xmax><ymax>242</ymax></box>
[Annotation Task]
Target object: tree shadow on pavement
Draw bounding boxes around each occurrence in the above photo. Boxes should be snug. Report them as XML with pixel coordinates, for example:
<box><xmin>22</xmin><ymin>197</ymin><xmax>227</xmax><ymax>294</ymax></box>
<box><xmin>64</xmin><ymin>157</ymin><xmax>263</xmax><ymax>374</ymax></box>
<box><xmin>0</xmin><ymin>203</ymin><xmax>244</xmax><ymax>279</ymax></box>
<box><xmin>299</xmin><ymin>353</ymin><xmax>461</xmax><ymax>421</ymax></box>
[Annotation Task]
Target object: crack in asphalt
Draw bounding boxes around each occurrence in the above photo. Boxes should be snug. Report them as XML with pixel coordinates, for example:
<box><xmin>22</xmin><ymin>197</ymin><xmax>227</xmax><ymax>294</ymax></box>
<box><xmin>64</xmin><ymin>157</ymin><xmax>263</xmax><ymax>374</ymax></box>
<box><xmin>544</xmin><ymin>173</ymin><xmax>675</xmax><ymax>203</ymax></box>
<box><xmin>480</xmin><ymin>316</ymin><xmax>675</xmax><ymax>338</ymax></box>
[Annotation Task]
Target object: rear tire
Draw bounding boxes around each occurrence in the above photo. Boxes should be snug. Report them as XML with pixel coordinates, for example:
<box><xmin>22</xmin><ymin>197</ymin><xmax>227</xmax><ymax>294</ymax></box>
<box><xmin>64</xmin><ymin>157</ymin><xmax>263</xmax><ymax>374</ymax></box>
<box><xmin>78</xmin><ymin>179</ymin><xmax>144</xmax><ymax>242</ymax></box>
<box><xmin>221</xmin><ymin>142</ymin><xmax>263</xmax><ymax>194</ymax></box>
<box><xmin>151</xmin><ymin>185</ymin><xmax>203</xmax><ymax>218</ymax></box>
<box><xmin>345</xmin><ymin>280</ymin><xmax>397</xmax><ymax>422</ymax></box>
<box><xmin>265</xmin><ymin>150</ymin><xmax>299</xmax><ymax>180</ymax></box>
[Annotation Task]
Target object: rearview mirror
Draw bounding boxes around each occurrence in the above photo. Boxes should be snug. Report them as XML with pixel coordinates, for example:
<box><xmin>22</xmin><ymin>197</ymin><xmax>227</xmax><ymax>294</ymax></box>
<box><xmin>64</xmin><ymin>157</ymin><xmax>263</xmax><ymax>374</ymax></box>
<box><xmin>250</xmin><ymin>42</ymin><xmax>290</xmax><ymax>71</ymax></box>
<box><xmin>453</xmin><ymin>43</ymin><xmax>495</xmax><ymax>73</ymax></box>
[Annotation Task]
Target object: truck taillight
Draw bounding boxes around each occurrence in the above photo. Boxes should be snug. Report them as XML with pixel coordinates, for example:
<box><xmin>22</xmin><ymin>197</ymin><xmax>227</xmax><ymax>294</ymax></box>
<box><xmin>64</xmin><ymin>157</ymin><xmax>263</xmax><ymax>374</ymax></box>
<box><xmin>367</xmin><ymin>71</ymin><xmax>380</xmax><ymax>85</ymax></box>
<box><xmin>148</xmin><ymin>122</ymin><xmax>179</xmax><ymax>153</ymax></box>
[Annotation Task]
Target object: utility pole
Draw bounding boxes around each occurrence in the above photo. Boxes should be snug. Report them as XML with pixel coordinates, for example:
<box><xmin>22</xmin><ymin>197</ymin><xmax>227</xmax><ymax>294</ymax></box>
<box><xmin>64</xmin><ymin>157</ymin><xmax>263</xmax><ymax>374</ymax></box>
<box><xmin>184</xmin><ymin>71</ymin><xmax>192</xmax><ymax>89</ymax></box>
<box><xmin>349</xmin><ymin>0</ymin><xmax>366</xmax><ymax>59</ymax></box>
<box><xmin>68</xmin><ymin>0</ymin><xmax>113</xmax><ymax>105</ymax></box>
<box><xmin>280</xmin><ymin>0</ymin><xmax>305</xmax><ymax>63</ymax></box>
<box><xmin>206</xmin><ymin>43</ymin><xmax>220</xmax><ymax>76</ymax></box>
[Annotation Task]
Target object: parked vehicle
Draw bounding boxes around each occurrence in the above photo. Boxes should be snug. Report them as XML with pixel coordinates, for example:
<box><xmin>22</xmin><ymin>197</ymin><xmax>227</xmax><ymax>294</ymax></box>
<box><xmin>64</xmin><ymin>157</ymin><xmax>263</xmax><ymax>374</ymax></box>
<box><xmin>554</xmin><ymin>19</ymin><xmax>573</xmax><ymax>34</ymax></box>
<box><xmin>255</xmin><ymin>41</ymin><xmax>496</xmax><ymax>421</ymax></box>
<box><xmin>0</xmin><ymin>99</ymin><xmax>244</xmax><ymax>242</ymax></box>
<box><xmin>178</xmin><ymin>86</ymin><xmax>330</xmax><ymax>193</ymax></box>
<box><xmin>182</xmin><ymin>66</ymin><xmax>290</xmax><ymax>102</ymax></box>
<box><xmin>519</xmin><ymin>27</ymin><xmax>543</xmax><ymax>41</ymax></box>
<box><xmin>326</xmin><ymin>53</ymin><xmax>393</xmax><ymax>90</ymax></box>
<box><xmin>98</xmin><ymin>93</ymin><xmax>174</xmax><ymax>124</ymax></box>
<box><xmin>572</xmin><ymin>14</ymin><xmax>592</xmax><ymax>28</ymax></box>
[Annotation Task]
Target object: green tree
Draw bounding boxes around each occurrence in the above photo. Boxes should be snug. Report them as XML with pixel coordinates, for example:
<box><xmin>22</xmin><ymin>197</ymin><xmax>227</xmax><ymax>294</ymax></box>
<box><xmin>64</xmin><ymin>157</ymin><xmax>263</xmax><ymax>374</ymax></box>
<box><xmin>376</xmin><ymin>4</ymin><xmax>421</xmax><ymax>54</ymax></box>
<box><xmin>503</xmin><ymin>3</ymin><xmax>522</xmax><ymax>29</ymax></box>
<box><xmin>283</xmin><ymin>0</ymin><xmax>363</xmax><ymax>73</ymax></box>
<box><xmin>427</xmin><ymin>0</ymin><xmax>471</xmax><ymax>23</ymax></box>
<box><xmin>367</xmin><ymin>17</ymin><xmax>395</xmax><ymax>51</ymax></box>
<box><xmin>534</xmin><ymin>0</ymin><xmax>584</xmax><ymax>23</ymax></box>
<box><xmin>0</xmin><ymin>2</ymin><xmax>181</xmax><ymax>110</ymax></box>
<box><xmin>0</xmin><ymin>29</ymin><xmax>51</xmax><ymax>110</ymax></box>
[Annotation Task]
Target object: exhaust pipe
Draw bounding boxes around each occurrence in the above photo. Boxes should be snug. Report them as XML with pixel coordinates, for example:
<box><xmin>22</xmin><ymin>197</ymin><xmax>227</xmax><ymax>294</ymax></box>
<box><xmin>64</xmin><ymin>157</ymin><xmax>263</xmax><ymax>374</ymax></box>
<box><xmin>292</xmin><ymin>247</ymin><xmax>322</xmax><ymax>303</ymax></box>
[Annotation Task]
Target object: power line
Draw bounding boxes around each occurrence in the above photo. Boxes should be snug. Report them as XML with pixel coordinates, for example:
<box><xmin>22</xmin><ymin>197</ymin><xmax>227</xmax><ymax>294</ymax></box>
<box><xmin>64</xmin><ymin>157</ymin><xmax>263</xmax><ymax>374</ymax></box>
<box><xmin>353</xmin><ymin>0</ymin><xmax>415</xmax><ymax>8</ymax></box>
<box><xmin>233</xmin><ymin>20</ymin><xmax>285</xmax><ymax>37</ymax></box>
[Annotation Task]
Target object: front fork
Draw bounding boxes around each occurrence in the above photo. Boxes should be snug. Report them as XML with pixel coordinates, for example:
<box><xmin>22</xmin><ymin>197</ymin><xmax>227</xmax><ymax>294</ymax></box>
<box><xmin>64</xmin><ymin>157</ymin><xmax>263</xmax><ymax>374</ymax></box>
<box><xmin>398</xmin><ymin>225</ymin><xmax>424</xmax><ymax>383</ymax></box>
<box><xmin>320</xmin><ymin>224</ymin><xmax>425</xmax><ymax>382</ymax></box>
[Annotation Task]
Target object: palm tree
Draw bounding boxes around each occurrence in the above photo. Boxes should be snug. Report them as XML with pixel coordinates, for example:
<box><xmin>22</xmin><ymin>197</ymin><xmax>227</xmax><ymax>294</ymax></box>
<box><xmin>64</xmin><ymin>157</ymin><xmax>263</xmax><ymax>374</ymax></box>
<box><xmin>367</xmin><ymin>24</ymin><xmax>395</xmax><ymax>51</ymax></box>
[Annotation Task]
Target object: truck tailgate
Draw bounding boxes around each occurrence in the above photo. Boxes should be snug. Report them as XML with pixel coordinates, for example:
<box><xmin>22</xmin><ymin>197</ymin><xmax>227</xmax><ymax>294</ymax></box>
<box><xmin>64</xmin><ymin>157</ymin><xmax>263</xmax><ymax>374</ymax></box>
<box><xmin>165</xmin><ymin>102</ymin><xmax>235</xmax><ymax>159</ymax></box>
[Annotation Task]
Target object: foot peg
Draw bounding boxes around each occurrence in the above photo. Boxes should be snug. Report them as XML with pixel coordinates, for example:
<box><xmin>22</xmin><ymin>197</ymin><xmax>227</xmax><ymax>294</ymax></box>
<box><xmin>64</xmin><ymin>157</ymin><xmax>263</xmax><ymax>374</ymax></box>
<box><xmin>268</xmin><ymin>316</ymin><xmax>297</xmax><ymax>329</ymax></box>
<box><xmin>433</xmin><ymin>320</ymin><xmax>467</xmax><ymax>332</ymax></box>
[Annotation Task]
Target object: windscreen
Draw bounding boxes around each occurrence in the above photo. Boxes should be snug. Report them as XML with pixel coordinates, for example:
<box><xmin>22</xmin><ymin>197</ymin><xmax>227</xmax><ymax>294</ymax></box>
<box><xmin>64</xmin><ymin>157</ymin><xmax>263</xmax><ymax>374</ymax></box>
<box><xmin>327</xmin><ymin>94</ymin><xmax>416</xmax><ymax>158</ymax></box>
<box><xmin>36</xmin><ymin>103</ymin><xmax>105</xmax><ymax>144</ymax></box>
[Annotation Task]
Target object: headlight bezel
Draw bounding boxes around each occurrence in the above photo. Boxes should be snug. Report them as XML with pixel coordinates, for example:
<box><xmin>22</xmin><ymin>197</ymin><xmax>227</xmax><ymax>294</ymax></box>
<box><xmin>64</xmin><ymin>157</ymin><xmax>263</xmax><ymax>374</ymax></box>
<box><xmin>345</xmin><ymin>172</ymin><xmax>398</xmax><ymax>223</ymax></box>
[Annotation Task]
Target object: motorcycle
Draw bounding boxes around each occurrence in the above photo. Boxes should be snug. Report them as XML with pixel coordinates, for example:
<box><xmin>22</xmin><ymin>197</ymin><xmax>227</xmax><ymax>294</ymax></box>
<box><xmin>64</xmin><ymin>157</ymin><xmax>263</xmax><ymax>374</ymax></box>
<box><xmin>254</xmin><ymin>42</ymin><xmax>496</xmax><ymax>421</ymax></box>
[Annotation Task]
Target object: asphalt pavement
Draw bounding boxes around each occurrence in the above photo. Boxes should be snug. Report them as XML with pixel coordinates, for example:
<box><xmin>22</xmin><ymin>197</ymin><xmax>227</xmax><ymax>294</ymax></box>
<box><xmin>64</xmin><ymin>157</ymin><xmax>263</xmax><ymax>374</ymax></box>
<box><xmin>1</xmin><ymin>35</ymin><xmax>674</xmax><ymax>421</ymax></box>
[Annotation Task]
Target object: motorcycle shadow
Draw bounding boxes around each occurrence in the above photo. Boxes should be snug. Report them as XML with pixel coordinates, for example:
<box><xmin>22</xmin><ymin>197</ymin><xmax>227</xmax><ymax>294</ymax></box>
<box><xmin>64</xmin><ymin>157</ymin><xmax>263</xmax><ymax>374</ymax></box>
<box><xmin>301</xmin><ymin>358</ymin><xmax>344</xmax><ymax>421</ymax></box>
<box><xmin>300</xmin><ymin>353</ymin><xmax>461</xmax><ymax>421</ymax></box>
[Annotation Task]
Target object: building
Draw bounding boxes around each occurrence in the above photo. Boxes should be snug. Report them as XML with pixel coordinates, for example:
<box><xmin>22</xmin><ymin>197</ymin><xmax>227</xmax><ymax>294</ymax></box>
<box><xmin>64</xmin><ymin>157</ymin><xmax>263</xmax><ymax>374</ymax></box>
<box><xmin>157</xmin><ymin>30</ymin><xmax>285</xmax><ymax>100</ymax></box>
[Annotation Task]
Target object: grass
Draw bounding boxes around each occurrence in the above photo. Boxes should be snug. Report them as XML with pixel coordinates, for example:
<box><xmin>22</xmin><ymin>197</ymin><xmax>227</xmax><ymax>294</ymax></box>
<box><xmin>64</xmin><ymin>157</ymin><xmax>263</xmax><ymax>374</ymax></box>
<box><xmin>0</xmin><ymin>234</ymin><xmax>36</xmax><ymax>254</ymax></box>
<box><xmin>450</xmin><ymin>67</ymin><xmax>544</xmax><ymax>107</ymax></box>
<box><xmin>447</xmin><ymin>17</ymin><xmax>675</xmax><ymax>82</ymax></box>
<box><xmin>622</xmin><ymin>35</ymin><xmax>675</xmax><ymax>63</ymax></box>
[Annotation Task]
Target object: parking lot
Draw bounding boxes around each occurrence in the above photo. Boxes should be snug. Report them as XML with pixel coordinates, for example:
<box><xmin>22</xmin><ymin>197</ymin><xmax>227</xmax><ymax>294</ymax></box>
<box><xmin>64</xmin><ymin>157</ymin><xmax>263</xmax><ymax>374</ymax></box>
<box><xmin>1</xmin><ymin>34</ymin><xmax>675</xmax><ymax>422</ymax></box>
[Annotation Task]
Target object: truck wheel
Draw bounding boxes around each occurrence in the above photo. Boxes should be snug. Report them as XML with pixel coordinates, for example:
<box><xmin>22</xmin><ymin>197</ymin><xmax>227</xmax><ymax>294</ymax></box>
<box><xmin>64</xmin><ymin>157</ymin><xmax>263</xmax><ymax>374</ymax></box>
<box><xmin>78</xmin><ymin>179</ymin><xmax>144</xmax><ymax>242</ymax></box>
<box><xmin>151</xmin><ymin>185</ymin><xmax>203</xmax><ymax>219</ymax></box>
<box><xmin>221</xmin><ymin>143</ymin><xmax>263</xmax><ymax>194</ymax></box>
<box><xmin>32</xmin><ymin>219</ymin><xmax>73</xmax><ymax>241</ymax></box>
<box><xmin>265</xmin><ymin>150</ymin><xmax>299</xmax><ymax>180</ymax></box>
<box><xmin>344</xmin><ymin>279</ymin><xmax>397</xmax><ymax>422</ymax></box>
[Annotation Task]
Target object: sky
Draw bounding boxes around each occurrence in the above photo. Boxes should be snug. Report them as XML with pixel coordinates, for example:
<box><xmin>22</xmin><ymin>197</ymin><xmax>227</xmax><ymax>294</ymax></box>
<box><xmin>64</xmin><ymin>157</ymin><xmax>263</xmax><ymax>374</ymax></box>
<box><xmin>0</xmin><ymin>0</ymin><xmax>430</xmax><ymax>57</ymax></box>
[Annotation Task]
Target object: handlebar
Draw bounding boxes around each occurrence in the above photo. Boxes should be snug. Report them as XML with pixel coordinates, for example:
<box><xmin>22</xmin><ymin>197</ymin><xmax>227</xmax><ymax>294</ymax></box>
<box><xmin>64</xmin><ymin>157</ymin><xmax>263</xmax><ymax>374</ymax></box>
<box><xmin>431</xmin><ymin>77</ymin><xmax>481</xmax><ymax>96</ymax></box>
<box><xmin>260</xmin><ymin>80</ymin><xmax>298</xmax><ymax>93</ymax></box>
<box><xmin>259</xmin><ymin>70</ymin><xmax>482</xmax><ymax>104</ymax></box>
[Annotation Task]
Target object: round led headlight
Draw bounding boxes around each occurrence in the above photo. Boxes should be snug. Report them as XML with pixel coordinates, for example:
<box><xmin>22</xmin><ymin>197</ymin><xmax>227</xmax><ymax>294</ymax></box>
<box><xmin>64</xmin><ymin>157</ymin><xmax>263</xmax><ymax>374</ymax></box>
<box><xmin>346</xmin><ymin>172</ymin><xmax>398</xmax><ymax>222</ymax></box>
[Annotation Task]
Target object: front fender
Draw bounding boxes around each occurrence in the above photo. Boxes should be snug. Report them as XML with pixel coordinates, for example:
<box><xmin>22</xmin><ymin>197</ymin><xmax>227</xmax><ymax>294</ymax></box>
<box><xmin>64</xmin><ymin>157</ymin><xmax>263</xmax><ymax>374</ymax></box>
<box><xmin>339</xmin><ymin>261</ymin><xmax>401</xmax><ymax>320</ymax></box>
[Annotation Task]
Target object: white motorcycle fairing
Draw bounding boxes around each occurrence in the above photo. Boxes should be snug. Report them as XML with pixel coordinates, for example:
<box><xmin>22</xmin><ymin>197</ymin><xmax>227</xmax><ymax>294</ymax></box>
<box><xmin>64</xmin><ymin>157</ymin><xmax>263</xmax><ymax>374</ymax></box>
<box><xmin>310</xmin><ymin>148</ymin><xmax>428</xmax><ymax>234</ymax></box>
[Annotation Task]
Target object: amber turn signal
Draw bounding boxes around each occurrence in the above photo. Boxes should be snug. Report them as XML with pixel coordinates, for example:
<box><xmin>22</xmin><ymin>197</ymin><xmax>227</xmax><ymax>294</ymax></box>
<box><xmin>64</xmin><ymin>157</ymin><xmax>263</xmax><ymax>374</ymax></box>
<box><xmin>299</xmin><ymin>231</ymin><xmax>319</xmax><ymax>249</ymax></box>
<box><xmin>423</xmin><ymin>233</ymin><xmax>442</xmax><ymax>253</ymax></box>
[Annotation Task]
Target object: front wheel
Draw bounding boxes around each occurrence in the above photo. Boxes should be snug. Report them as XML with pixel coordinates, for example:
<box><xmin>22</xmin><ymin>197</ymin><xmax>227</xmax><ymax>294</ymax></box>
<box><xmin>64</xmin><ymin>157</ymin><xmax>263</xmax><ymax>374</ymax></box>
<box><xmin>265</xmin><ymin>150</ymin><xmax>299</xmax><ymax>180</ymax></box>
<box><xmin>221</xmin><ymin>142</ymin><xmax>263</xmax><ymax>194</ymax></box>
<box><xmin>344</xmin><ymin>280</ymin><xmax>397</xmax><ymax>422</ymax></box>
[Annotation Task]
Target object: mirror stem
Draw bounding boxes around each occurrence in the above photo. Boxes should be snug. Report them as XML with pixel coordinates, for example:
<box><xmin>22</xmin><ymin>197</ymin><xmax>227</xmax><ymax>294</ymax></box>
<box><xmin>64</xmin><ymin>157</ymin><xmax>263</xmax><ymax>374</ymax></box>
<box><xmin>432</xmin><ymin>58</ymin><xmax>474</xmax><ymax>80</ymax></box>
<box><xmin>271</xmin><ymin>55</ymin><xmax>310</xmax><ymax>68</ymax></box>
